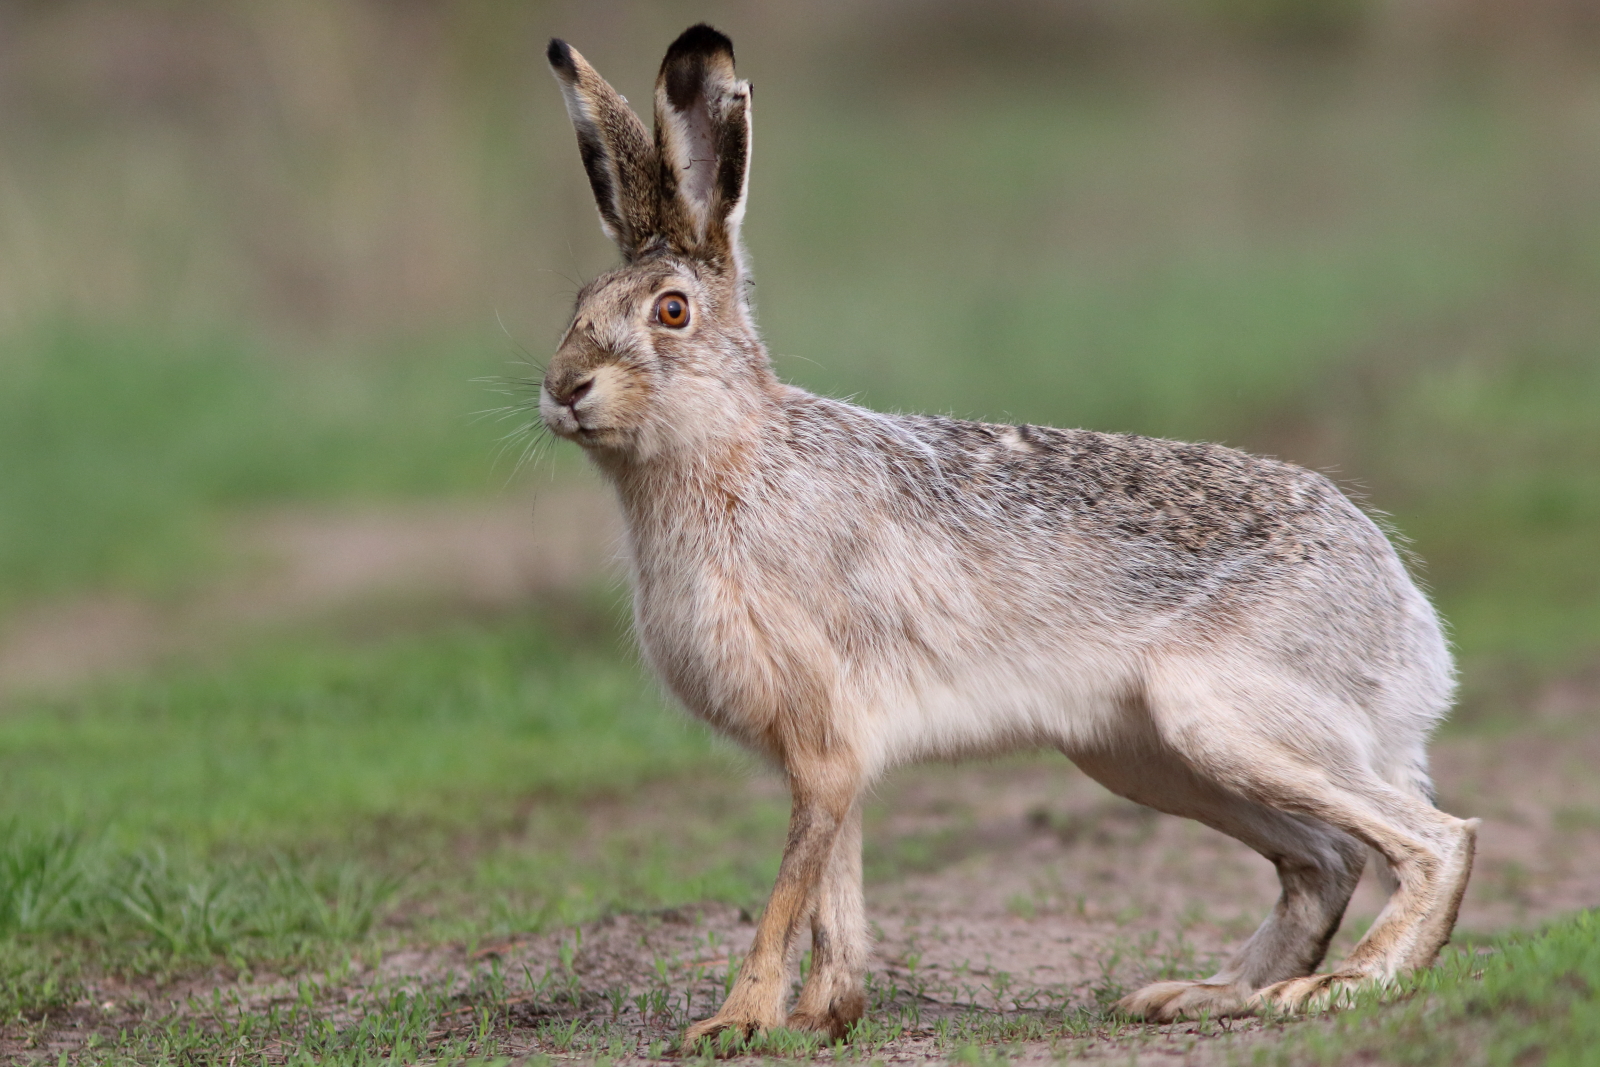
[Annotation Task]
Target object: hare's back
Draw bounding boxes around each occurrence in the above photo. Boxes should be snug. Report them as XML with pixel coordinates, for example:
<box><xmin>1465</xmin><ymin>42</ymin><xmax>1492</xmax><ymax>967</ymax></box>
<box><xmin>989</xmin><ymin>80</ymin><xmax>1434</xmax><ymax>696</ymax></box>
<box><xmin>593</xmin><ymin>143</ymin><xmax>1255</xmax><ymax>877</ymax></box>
<box><xmin>782</xmin><ymin>399</ymin><xmax>1437</xmax><ymax>667</ymax></box>
<box><xmin>880</xmin><ymin>414</ymin><xmax>1446</xmax><ymax>701</ymax></box>
<box><xmin>895</xmin><ymin>415</ymin><xmax>1375</xmax><ymax>568</ymax></box>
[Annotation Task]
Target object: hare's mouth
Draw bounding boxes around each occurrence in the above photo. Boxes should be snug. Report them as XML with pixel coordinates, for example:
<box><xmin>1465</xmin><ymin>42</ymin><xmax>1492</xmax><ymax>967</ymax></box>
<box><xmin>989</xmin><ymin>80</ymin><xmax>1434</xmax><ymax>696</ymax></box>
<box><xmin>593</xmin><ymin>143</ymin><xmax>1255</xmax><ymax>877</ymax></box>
<box><xmin>542</xmin><ymin>406</ymin><xmax>622</xmax><ymax>449</ymax></box>
<box><xmin>545</xmin><ymin>413</ymin><xmax>595</xmax><ymax>443</ymax></box>
<box><xmin>539</xmin><ymin>396</ymin><xmax>584</xmax><ymax>440</ymax></box>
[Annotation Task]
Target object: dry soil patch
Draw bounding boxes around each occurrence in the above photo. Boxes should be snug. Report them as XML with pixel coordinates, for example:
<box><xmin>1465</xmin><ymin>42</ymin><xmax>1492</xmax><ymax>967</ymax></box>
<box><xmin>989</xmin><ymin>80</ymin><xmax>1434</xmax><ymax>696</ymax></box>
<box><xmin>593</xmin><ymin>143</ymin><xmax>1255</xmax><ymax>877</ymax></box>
<box><xmin>17</xmin><ymin>713</ymin><xmax>1599</xmax><ymax>1064</ymax></box>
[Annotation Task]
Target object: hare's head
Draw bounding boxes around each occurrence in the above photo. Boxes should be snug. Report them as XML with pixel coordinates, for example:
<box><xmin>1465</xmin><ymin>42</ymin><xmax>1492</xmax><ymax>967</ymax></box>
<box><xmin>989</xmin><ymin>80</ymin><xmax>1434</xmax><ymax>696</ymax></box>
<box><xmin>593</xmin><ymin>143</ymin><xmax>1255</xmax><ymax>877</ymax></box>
<box><xmin>541</xmin><ymin>25</ymin><xmax>771</xmax><ymax>462</ymax></box>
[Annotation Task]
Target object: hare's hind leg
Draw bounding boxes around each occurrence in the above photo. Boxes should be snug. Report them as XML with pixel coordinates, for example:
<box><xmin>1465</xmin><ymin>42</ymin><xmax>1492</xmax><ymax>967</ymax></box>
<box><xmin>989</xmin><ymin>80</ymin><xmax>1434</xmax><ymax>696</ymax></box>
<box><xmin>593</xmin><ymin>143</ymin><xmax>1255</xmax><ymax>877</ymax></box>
<box><xmin>788</xmin><ymin>801</ymin><xmax>868</xmax><ymax>1039</ymax></box>
<box><xmin>1076</xmin><ymin>746</ymin><xmax>1368</xmax><ymax>1023</ymax></box>
<box><xmin>1142</xmin><ymin>657</ymin><xmax>1478</xmax><ymax>1015</ymax></box>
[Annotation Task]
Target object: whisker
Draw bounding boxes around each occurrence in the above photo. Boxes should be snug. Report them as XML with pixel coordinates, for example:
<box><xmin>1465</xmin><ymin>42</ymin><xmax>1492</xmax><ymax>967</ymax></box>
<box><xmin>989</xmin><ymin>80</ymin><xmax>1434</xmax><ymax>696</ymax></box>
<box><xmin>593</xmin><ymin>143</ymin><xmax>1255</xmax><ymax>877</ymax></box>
<box><xmin>476</xmin><ymin>322</ymin><xmax>558</xmax><ymax>483</ymax></box>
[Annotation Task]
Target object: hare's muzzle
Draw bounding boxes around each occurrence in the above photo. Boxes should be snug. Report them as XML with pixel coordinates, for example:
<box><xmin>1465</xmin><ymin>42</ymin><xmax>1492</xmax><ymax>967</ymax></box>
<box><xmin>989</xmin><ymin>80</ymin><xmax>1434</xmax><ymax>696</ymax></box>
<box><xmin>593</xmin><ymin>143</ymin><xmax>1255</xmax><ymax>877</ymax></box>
<box><xmin>539</xmin><ymin>373</ymin><xmax>594</xmax><ymax>441</ymax></box>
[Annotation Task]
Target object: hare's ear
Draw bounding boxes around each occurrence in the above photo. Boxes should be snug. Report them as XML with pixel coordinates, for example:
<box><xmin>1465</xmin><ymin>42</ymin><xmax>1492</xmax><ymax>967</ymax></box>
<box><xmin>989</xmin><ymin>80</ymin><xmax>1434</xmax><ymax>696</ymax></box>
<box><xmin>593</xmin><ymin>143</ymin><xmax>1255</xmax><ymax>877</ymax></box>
<box><xmin>653</xmin><ymin>24</ymin><xmax>751</xmax><ymax>264</ymax></box>
<box><xmin>547</xmin><ymin>38</ymin><xmax>660</xmax><ymax>259</ymax></box>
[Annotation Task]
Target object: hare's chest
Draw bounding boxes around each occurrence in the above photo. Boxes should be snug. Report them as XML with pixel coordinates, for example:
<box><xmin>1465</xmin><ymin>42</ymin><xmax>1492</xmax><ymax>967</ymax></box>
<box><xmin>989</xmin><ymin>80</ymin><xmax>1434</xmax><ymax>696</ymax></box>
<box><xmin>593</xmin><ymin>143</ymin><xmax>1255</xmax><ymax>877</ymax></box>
<box><xmin>629</xmin><ymin>543</ymin><xmax>824</xmax><ymax>747</ymax></box>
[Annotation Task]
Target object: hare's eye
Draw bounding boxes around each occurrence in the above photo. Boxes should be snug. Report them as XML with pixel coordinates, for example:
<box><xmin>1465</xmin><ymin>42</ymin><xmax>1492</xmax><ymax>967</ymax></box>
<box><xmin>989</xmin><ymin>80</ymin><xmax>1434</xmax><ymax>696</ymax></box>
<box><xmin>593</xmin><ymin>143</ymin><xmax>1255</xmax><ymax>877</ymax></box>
<box><xmin>655</xmin><ymin>293</ymin><xmax>690</xmax><ymax>329</ymax></box>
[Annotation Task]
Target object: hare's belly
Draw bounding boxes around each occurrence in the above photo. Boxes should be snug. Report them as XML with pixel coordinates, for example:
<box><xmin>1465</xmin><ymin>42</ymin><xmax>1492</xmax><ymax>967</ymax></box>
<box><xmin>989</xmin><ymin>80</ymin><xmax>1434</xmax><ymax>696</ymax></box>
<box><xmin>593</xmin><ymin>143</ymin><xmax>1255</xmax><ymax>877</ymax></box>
<box><xmin>855</xmin><ymin>638</ymin><xmax>1139</xmax><ymax>772</ymax></box>
<box><xmin>638</xmin><ymin>577</ymin><xmax>1139</xmax><ymax>771</ymax></box>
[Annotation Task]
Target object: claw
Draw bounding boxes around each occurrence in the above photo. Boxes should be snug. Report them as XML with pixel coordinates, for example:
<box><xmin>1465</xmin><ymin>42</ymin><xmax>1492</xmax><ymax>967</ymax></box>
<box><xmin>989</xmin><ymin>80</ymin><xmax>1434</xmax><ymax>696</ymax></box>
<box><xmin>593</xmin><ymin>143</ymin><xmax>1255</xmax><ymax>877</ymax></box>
<box><xmin>1251</xmin><ymin>972</ymin><xmax>1369</xmax><ymax>1014</ymax></box>
<box><xmin>681</xmin><ymin>1015</ymin><xmax>759</xmax><ymax>1054</ymax></box>
<box><xmin>1116</xmin><ymin>980</ymin><xmax>1253</xmax><ymax>1022</ymax></box>
<box><xmin>785</xmin><ymin>1009</ymin><xmax>853</xmax><ymax>1042</ymax></box>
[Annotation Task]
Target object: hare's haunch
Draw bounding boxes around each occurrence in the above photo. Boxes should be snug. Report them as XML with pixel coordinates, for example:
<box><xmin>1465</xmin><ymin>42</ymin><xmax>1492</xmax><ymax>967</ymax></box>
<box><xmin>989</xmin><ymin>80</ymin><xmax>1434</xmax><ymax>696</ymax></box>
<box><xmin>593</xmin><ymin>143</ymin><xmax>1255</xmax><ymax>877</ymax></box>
<box><xmin>541</xmin><ymin>24</ymin><xmax>1477</xmax><ymax>1046</ymax></box>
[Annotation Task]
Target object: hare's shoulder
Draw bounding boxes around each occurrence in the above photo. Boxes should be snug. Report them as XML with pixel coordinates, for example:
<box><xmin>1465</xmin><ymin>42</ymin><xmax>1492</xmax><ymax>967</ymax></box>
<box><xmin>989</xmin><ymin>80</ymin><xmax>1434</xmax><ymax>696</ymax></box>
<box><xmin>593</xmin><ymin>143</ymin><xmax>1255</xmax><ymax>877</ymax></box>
<box><xmin>902</xmin><ymin>413</ymin><xmax>1357</xmax><ymax>559</ymax></box>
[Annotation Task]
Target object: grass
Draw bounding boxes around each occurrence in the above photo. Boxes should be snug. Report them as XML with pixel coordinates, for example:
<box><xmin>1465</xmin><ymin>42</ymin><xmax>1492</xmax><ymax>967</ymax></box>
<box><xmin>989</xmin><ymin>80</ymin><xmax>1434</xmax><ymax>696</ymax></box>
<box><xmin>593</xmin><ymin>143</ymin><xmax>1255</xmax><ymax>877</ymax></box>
<box><xmin>0</xmin><ymin>606</ymin><xmax>794</xmax><ymax>1059</ymax></box>
<box><xmin>1268</xmin><ymin>911</ymin><xmax>1600</xmax><ymax>1066</ymax></box>
<box><xmin>0</xmin><ymin>606</ymin><xmax>704</xmax><ymax>843</ymax></box>
<box><xmin>0</xmin><ymin>831</ymin><xmax>397</xmax><ymax>982</ymax></box>
<box><xmin>0</xmin><ymin>609</ymin><xmax>774</xmax><ymax>1007</ymax></box>
<box><xmin>0</xmin><ymin>605</ymin><xmax>783</xmax><ymax>915</ymax></box>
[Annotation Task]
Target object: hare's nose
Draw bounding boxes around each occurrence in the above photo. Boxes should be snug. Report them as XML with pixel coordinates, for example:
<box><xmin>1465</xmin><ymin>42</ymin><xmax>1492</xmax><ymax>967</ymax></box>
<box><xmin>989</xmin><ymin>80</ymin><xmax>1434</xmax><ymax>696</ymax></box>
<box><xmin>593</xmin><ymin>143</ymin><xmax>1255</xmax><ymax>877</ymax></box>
<box><xmin>559</xmin><ymin>376</ymin><xmax>594</xmax><ymax>407</ymax></box>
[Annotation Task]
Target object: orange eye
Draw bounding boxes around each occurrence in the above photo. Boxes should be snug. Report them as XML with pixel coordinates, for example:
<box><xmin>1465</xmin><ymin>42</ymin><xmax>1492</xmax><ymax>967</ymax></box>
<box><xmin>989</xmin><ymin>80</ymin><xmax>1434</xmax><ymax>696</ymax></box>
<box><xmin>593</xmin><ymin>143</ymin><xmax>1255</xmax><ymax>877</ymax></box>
<box><xmin>655</xmin><ymin>292</ymin><xmax>690</xmax><ymax>328</ymax></box>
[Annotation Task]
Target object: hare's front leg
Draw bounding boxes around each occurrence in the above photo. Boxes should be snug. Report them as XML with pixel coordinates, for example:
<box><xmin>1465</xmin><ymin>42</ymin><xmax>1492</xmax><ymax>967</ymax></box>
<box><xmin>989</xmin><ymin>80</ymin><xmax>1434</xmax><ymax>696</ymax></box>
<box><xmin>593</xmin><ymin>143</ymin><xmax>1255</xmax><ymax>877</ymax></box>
<box><xmin>683</xmin><ymin>757</ymin><xmax>861</xmax><ymax>1050</ymax></box>
<box><xmin>787</xmin><ymin>801</ymin><xmax>868</xmax><ymax>1039</ymax></box>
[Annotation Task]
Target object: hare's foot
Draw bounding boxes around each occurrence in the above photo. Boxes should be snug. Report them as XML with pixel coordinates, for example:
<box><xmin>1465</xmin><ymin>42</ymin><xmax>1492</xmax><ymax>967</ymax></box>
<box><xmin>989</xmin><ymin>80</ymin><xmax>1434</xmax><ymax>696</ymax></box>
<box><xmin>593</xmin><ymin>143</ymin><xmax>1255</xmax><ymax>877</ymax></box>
<box><xmin>681</xmin><ymin>1009</ymin><xmax>775</xmax><ymax>1052</ymax></box>
<box><xmin>1116</xmin><ymin>980</ymin><xmax>1253</xmax><ymax>1022</ymax></box>
<box><xmin>1252</xmin><ymin>971</ymin><xmax>1368</xmax><ymax>1014</ymax></box>
<box><xmin>787</xmin><ymin>988</ymin><xmax>866</xmax><ymax>1042</ymax></box>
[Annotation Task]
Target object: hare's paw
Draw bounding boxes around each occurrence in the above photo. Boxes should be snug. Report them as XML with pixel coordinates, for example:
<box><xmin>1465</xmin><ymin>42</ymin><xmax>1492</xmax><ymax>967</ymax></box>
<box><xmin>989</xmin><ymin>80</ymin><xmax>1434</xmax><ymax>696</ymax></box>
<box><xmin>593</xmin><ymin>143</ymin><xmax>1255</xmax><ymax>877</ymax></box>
<box><xmin>1252</xmin><ymin>972</ymin><xmax>1368</xmax><ymax>1014</ymax></box>
<box><xmin>681</xmin><ymin>1009</ymin><xmax>781</xmax><ymax>1054</ymax></box>
<box><xmin>1116</xmin><ymin>980</ymin><xmax>1253</xmax><ymax>1023</ymax></box>
<box><xmin>787</xmin><ymin>989</ymin><xmax>866</xmax><ymax>1042</ymax></box>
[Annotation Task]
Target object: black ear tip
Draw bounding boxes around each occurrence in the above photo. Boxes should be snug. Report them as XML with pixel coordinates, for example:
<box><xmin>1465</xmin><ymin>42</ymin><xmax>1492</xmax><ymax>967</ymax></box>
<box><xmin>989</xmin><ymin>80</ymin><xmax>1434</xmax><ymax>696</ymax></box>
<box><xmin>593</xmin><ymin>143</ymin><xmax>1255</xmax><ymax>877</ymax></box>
<box><xmin>665</xmin><ymin>23</ymin><xmax>734</xmax><ymax>62</ymax></box>
<box><xmin>547</xmin><ymin>38</ymin><xmax>573</xmax><ymax>71</ymax></box>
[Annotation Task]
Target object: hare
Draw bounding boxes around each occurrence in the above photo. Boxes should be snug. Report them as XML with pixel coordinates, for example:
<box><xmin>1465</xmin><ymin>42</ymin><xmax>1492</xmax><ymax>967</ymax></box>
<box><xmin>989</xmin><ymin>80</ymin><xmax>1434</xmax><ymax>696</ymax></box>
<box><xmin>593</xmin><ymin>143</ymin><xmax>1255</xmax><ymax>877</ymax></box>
<box><xmin>540</xmin><ymin>24</ymin><xmax>1478</xmax><ymax>1046</ymax></box>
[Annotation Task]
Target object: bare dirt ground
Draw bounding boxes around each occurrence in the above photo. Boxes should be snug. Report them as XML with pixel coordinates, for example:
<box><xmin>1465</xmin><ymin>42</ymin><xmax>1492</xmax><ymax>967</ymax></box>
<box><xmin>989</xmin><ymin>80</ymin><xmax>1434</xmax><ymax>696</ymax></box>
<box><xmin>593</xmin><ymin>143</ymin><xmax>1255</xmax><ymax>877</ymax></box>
<box><xmin>448</xmin><ymin>723</ymin><xmax>1596</xmax><ymax>1063</ymax></box>
<box><xmin>4</xmin><ymin>487</ymin><xmax>1597</xmax><ymax>1063</ymax></box>
<box><xmin>15</xmin><ymin>718</ymin><xmax>1598</xmax><ymax>1065</ymax></box>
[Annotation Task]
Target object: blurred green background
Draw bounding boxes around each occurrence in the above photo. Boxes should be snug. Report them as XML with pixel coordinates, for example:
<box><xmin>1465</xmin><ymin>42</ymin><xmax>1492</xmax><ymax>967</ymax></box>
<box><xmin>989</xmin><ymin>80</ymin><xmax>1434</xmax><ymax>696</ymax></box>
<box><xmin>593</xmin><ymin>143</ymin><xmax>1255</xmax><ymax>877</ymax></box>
<box><xmin>1</xmin><ymin>1</ymin><xmax>1598</xmax><ymax>783</ymax></box>
<box><xmin>2</xmin><ymin>4</ymin><xmax>1598</xmax><ymax>1052</ymax></box>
